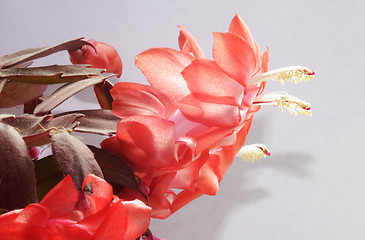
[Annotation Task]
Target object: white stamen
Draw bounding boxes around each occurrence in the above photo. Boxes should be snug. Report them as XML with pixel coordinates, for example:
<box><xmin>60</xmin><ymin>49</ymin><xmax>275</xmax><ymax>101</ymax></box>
<box><xmin>250</xmin><ymin>66</ymin><xmax>315</xmax><ymax>85</ymax></box>
<box><xmin>253</xmin><ymin>92</ymin><xmax>311</xmax><ymax>116</ymax></box>
<box><xmin>236</xmin><ymin>144</ymin><xmax>271</xmax><ymax>163</ymax></box>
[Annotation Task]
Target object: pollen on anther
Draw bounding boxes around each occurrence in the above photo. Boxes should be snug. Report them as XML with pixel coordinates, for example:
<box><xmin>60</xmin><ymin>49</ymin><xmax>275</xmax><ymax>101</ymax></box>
<box><xmin>276</xmin><ymin>67</ymin><xmax>315</xmax><ymax>85</ymax></box>
<box><xmin>237</xmin><ymin>144</ymin><xmax>271</xmax><ymax>163</ymax></box>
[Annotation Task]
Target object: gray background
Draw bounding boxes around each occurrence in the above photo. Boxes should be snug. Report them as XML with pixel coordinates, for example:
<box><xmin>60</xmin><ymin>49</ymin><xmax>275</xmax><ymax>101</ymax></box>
<box><xmin>1</xmin><ymin>0</ymin><xmax>364</xmax><ymax>239</ymax></box>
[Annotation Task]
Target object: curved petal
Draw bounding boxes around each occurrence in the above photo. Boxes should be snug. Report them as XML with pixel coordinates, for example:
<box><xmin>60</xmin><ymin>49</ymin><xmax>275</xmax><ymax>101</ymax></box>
<box><xmin>93</xmin><ymin>201</ymin><xmax>128</xmax><ymax>240</ymax></box>
<box><xmin>213</xmin><ymin>32</ymin><xmax>257</xmax><ymax>86</ymax></box>
<box><xmin>135</xmin><ymin>48</ymin><xmax>193</xmax><ymax>102</ymax></box>
<box><xmin>229</xmin><ymin>13</ymin><xmax>254</xmax><ymax>43</ymax></box>
<box><xmin>169</xmin><ymin>149</ymin><xmax>209</xmax><ymax>191</ymax></box>
<box><xmin>260</xmin><ymin>48</ymin><xmax>270</xmax><ymax>73</ymax></box>
<box><xmin>111</xmin><ymin>82</ymin><xmax>176</xmax><ymax>119</ymax></box>
<box><xmin>40</xmin><ymin>175</ymin><xmax>80</xmax><ymax>219</ymax></box>
<box><xmin>92</xmin><ymin>40</ymin><xmax>123</xmax><ymax>78</ymax></box>
<box><xmin>195</xmin><ymin>155</ymin><xmax>220</xmax><ymax>195</ymax></box>
<box><xmin>123</xmin><ymin>199</ymin><xmax>151</xmax><ymax>240</ymax></box>
<box><xmin>82</xmin><ymin>175</ymin><xmax>114</xmax><ymax>217</ymax></box>
<box><xmin>69</xmin><ymin>40</ymin><xmax>122</xmax><ymax>78</ymax></box>
<box><xmin>178</xmin><ymin>94</ymin><xmax>240</xmax><ymax>127</ymax></box>
<box><xmin>0</xmin><ymin>204</ymin><xmax>49</xmax><ymax>240</ymax></box>
<box><xmin>229</xmin><ymin>14</ymin><xmax>263</xmax><ymax>74</ymax></box>
<box><xmin>170</xmin><ymin>190</ymin><xmax>204</xmax><ymax>215</ymax></box>
<box><xmin>178</xmin><ymin>26</ymin><xmax>205</xmax><ymax>59</ymax></box>
<box><xmin>181</xmin><ymin>59</ymin><xmax>244</xmax><ymax>106</ymax></box>
<box><xmin>148</xmin><ymin>173</ymin><xmax>177</xmax><ymax>219</ymax></box>
<box><xmin>116</xmin><ymin>115</ymin><xmax>177</xmax><ymax>168</ymax></box>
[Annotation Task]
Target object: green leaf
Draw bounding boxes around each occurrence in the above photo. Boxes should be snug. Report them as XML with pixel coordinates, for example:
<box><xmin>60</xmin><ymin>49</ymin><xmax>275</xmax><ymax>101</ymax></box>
<box><xmin>34</xmin><ymin>74</ymin><xmax>114</xmax><ymax>115</ymax></box>
<box><xmin>0</xmin><ymin>38</ymin><xmax>93</xmax><ymax>69</ymax></box>
<box><xmin>0</xmin><ymin>64</ymin><xmax>104</xmax><ymax>84</ymax></box>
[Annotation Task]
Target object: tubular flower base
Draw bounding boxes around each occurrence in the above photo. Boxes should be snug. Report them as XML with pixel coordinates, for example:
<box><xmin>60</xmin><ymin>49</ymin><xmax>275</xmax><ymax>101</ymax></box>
<box><xmin>0</xmin><ymin>175</ymin><xmax>151</xmax><ymax>240</ymax></box>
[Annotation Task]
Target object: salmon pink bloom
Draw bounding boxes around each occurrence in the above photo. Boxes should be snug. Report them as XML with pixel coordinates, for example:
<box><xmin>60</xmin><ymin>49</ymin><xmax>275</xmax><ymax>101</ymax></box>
<box><xmin>69</xmin><ymin>39</ymin><xmax>123</xmax><ymax>77</ymax></box>
<box><xmin>0</xmin><ymin>175</ymin><xmax>151</xmax><ymax>240</ymax></box>
<box><xmin>103</xmin><ymin>13</ymin><xmax>314</xmax><ymax>219</ymax></box>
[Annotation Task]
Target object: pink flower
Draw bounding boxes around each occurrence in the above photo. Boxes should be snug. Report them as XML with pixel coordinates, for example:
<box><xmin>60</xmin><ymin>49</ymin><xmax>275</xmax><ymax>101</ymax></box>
<box><xmin>102</xmin><ymin>13</ymin><xmax>314</xmax><ymax>219</ymax></box>
<box><xmin>0</xmin><ymin>175</ymin><xmax>151</xmax><ymax>240</ymax></box>
<box><xmin>69</xmin><ymin>39</ymin><xmax>123</xmax><ymax>78</ymax></box>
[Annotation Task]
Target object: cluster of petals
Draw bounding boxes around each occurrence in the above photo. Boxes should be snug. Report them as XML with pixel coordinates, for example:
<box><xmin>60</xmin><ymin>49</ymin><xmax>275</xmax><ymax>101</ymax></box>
<box><xmin>101</xmin><ymin>14</ymin><xmax>277</xmax><ymax>219</ymax></box>
<box><xmin>0</xmin><ymin>175</ymin><xmax>151</xmax><ymax>240</ymax></box>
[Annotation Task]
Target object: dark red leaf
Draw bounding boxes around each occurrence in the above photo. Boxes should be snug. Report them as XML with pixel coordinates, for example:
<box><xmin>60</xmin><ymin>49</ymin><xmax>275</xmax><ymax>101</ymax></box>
<box><xmin>94</xmin><ymin>80</ymin><xmax>114</xmax><ymax>110</ymax></box>
<box><xmin>34</xmin><ymin>155</ymin><xmax>64</xmax><ymax>200</ymax></box>
<box><xmin>87</xmin><ymin>145</ymin><xmax>142</xmax><ymax>196</ymax></box>
<box><xmin>55</xmin><ymin>109</ymin><xmax>119</xmax><ymax>136</ymax></box>
<box><xmin>1</xmin><ymin>113</ymin><xmax>84</xmax><ymax>147</ymax></box>
<box><xmin>34</xmin><ymin>74</ymin><xmax>114</xmax><ymax>115</ymax></box>
<box><xmin>0</xmin><ymin>64</ymin><xmax>104</xmax><ymax>84</ymax></box>
<box><xmin>0</xmin><ymin>122</ymin><xmax>38</xmax><ymax>210</ymax></box>
<box><xmin>51</xmin><ymin>131</ymin><xmax>103</xmax><ymax>190</ymax></box>
<box><xmin>0</xmin><ymin>38</ymin><xmax>93</xmax><ymax>69</ymax></box>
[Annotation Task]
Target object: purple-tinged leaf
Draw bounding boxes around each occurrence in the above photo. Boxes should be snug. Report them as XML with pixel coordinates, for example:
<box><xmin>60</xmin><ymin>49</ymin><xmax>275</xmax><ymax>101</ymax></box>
<box><xmin>0</xmin><ymin>79</ymin><xmax>6</xmax><ymax>93</ymax></box>
<box><xmin>55</xmin><ymin>109</ymin><xmax>119</xmax><ymax>136</ymax></box>
<box><xmin>88</xmin><ymin>145</ymin><xmax>142</xmax><ymax>195</ymax></box>
<box><xmin>34</xmin><ymin>74</ymin><xmax>114</xmax><ymax>115</ymax></box>
<box><xmin>0</xmin><ymin>38</ymin><xmax>92</xmax><ymax>69</ymax></box>
<box><xmin>1</xmin><ymin>113</ymin><xmax>84</xmax><ymax>147</ymax></box>
<box><xmin>0</xmin><ymin>122</ymin><xmax>38</xmax><ymax>210</ymax></box>
<box><xmin>23</xmin><ymin>97</ymin><xmax>43</xmax><ymax>114</ymax></box>
<box><xmin>94</xmin><ymin>80</ymin><xmax>114</xmax><ymax>110</ymax></box>
<box><xmin>0</xmin><ymin>64</ymin><xmax>104</xmax><ymax>84</ymax></box>
<box><xmin>51</xmin><ymin>131</ymin><xmax>103</xmax><ymax>190</ymax></box>
<box><xmin>0</xmin><ymin>80</ymin><xmax>47</xmax><ymax>108</ymax></box>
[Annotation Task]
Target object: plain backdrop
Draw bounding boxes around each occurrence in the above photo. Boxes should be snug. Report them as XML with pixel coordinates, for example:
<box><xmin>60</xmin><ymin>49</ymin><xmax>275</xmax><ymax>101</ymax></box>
<box><xmin>1</xmin><ymin>0</ymin><xmax>365</xmax><ymax>239</ymax></box>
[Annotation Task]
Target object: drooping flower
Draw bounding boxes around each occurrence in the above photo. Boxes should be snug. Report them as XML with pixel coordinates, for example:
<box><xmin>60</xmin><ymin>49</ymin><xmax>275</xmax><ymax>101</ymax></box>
<box><xmin>0</xmin><ymin>175</ymin><xmax>151</xmax><ymax>240</ymax></box>
<box><xmin>69</xmin><ymin>39</ymin><xmax>123</xmax><ymax>77</ymax></box>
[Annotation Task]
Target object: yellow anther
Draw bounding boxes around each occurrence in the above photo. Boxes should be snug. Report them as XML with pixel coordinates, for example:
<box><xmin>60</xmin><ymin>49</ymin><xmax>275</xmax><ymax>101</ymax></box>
<box><xmin>273</xmin><ymin>95</ymin><xmax>312</xmax><ymax>116</ymax></box>
<box><xmin>236</xmin><ymin>144</ymin><xmax>271</xmax><ymax>163</ymax></box>
<box><xmin>276</xmin><ymin>67</ymin><xmax>315</xmax><ymax>85</ymax></box>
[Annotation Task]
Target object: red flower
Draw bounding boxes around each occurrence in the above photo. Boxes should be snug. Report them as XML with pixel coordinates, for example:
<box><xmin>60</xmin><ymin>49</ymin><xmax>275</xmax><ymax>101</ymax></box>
<box><xmin>69</xmin><ymin>39</ymin><xmax>123</xmax><ymax>78</ymax></box>
<box><xmin>0</xmin><ymin>175</ymin><xmax>151</xmax><ymax>240</ymax></box>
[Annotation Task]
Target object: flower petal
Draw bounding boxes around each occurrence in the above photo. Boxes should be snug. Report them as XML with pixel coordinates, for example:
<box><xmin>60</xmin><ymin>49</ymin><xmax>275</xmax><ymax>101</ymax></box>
<box><xmin>177</xmin><ymin>94</ymin><xmax>240</xmax><ymax>127</ymax></box>
<box><xmin>135</xmin><ymin>48</ymin><xmax>193</xmax><ymax>102</ymax></box>
<box><xmin>170</xmin><ymin>190</ymin><xmax>204</xmax><ymax>215</ymax></box>
<box><xmin>229</xmin><ymin>14</ymin><xmax>263</xmax><ymax>74</ymax></box>
<box><xmin>0</xmin><ymin>204</ymin><xmax>49</xmax><ymax>240</ymax></box>
<box><xmin>213</xmin><ymin>32</ymin><xmax>257</xmax><ymax>86</ymax></box>
<box><xmin>181</xmin><ymin>59</ymin><xmax>244</xmax><ymax>106</ymax></box>
<box><xmin>93</xmin><ymin>201</ymin><xmax>128</xmax><ymax>240</ymax></box>
<box><xmin>111</xmin><ymin>82</ymin><xmax>176</xmax><ymax>119</ymax></box>
<box><xmin>40</xmin><ymin>175</ymin><xmax>80</xmax><ymax>219</ymax></box>
<box><xmin>82</xmin><ymin>175</ymin><xmax>114</xmax><ymax>217</ymax></box>
<box><xmin>123</xmin><ymin>199</ymin><xmax>151</xmax><ymax>240</ymax></box>
<box><xmin>116</xmin><ymin>115</ymin><xmax>176</xmax><ymax>168</ymax></box>
<box><xmin>178</xmin><ymin>26</ymin><xmax>205</xmax><ymax>59</ymax></box>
